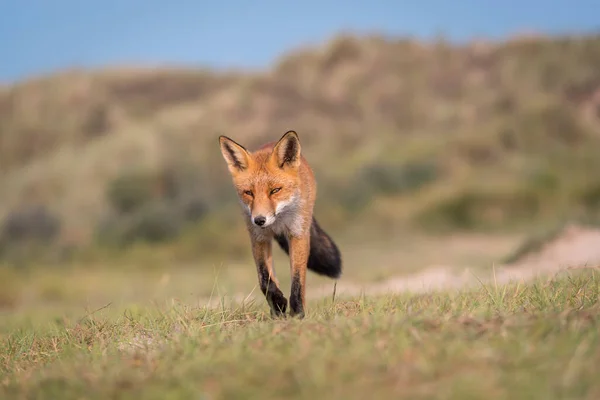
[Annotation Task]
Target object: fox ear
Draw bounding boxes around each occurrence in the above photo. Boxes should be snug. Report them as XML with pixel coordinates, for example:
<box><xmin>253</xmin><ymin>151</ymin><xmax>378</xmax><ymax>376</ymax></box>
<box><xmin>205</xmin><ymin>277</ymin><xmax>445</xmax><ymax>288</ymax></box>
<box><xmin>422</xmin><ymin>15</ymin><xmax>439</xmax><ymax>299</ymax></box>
<box><xmin>272</xmin><ymin>130</ymin><xmax>301</xmax><ymax>169</ymax></box>
<box><xmin>219</xmin><ymin>135</ymin><xmax>250</xmax><ymax>173</ymax></box>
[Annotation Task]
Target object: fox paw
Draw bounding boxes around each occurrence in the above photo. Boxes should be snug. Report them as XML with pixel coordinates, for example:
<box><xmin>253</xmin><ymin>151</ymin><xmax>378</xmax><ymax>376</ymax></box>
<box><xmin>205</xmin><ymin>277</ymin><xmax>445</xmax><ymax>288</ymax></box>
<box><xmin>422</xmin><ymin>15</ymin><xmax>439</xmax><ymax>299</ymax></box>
<box><xmin>268</xmin><ymin>293</ymin><xmax>288</xmax><ymax>318</ymax></box>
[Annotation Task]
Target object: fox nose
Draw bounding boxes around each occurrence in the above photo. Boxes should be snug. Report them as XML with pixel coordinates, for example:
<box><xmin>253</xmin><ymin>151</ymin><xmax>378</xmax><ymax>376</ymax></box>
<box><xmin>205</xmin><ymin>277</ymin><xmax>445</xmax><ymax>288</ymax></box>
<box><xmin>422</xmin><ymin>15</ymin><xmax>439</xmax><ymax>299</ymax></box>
<box><xmin>253</xmin><ymin>216</ymin><xmax>266</xmax><ymax>226</ymax></box>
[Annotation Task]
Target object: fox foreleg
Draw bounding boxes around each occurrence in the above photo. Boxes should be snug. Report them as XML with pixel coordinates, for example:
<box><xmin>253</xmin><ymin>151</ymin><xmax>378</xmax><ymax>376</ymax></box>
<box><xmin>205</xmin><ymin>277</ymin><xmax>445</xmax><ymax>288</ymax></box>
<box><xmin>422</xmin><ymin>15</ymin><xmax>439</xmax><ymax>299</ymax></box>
<box><xmin>252</xmin><ymin>239</ymin><xmax>288</xmax><ymax>317</ymax></box>
<box><xmin>288</xmin><ymin>234</ymin><xmax>310</xmax><ymax>319</ymax></box>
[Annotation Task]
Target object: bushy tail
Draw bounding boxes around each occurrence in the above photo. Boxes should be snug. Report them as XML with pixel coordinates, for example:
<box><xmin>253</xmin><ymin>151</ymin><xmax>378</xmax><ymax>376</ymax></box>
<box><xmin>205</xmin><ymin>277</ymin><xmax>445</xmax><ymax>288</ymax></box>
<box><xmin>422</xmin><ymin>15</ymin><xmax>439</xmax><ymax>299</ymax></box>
<box><xmin>274</xmin><ymin>217</ymin><xmax>342</xmax><ymax>279</ymax></box>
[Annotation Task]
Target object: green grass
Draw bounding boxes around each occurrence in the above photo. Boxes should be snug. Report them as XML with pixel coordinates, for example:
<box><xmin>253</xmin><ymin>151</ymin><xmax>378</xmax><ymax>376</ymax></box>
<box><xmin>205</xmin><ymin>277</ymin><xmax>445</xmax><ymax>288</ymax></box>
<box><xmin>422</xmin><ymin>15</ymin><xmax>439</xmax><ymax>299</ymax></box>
<box><xmin>2</xmin><ymin>268</ymin><xmax>599</xmax><ymax>399</ymax></box>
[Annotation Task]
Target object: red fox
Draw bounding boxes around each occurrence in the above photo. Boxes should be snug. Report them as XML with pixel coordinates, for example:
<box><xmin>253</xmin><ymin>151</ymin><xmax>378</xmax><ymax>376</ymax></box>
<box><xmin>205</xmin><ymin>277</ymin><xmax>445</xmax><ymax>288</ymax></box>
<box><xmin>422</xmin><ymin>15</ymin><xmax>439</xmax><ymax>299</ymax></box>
<box><xmin>218</xmin><ymin>130</ymin><xmax>342</xmax><ymax>318</ymax></box>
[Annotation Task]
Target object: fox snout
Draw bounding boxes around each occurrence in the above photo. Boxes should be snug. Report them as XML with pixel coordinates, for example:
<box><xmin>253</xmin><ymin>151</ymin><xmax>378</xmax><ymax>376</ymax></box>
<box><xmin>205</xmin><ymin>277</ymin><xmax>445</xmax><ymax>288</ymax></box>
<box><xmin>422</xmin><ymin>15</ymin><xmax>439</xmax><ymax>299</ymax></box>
<box><xmin>251</xmin><ymin>213</ymin><xmax>275</xmax><ymax>228</ymax></box>
<box><xmin>253</xmin><ymin>215</ymin><xmax>266</xmax><ymax>226</ymax></box>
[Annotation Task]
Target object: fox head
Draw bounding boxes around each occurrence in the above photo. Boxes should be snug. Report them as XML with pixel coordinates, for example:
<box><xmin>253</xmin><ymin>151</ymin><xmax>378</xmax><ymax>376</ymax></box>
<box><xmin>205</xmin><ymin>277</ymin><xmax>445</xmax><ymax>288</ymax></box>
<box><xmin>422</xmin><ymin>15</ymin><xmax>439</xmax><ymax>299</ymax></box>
<box><xmin>218</xmin><ymin>130</ymin><xmax>303</xmax><ymax>228</ymax></box>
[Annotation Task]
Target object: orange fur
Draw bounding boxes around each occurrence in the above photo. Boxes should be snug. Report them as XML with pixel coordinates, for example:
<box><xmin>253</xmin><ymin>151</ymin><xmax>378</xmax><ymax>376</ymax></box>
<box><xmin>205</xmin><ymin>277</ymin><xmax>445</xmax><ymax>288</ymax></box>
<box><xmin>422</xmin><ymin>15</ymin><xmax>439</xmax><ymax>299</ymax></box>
<box><xmin>218</xmin><ymin>130</ymin><xmax>341</xmax><ymax>318</ymax></box>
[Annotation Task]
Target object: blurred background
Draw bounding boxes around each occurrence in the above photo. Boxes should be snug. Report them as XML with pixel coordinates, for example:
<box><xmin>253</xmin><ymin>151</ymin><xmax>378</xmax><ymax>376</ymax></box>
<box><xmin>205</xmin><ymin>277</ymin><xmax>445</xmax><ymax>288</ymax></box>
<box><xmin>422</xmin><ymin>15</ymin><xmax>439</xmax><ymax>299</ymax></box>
<box><xmin>1</xmin><ymin>1</ymin><xmax>600</xmax><ymax>317</ymax></box>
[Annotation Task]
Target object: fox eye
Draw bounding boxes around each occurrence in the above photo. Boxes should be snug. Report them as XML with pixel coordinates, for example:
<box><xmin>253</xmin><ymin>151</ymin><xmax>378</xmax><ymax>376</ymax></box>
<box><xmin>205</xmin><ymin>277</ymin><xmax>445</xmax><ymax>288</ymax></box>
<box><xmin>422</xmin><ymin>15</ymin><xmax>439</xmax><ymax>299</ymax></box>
<box><xmin>270</xmin><ymin>187</ymin><xmax>282</xmax><ymax>195</ymax></box>
<box><xmin>244</xmin><ymin>190</ymin><xmax>253</xmax><ymax>197</ymax></box>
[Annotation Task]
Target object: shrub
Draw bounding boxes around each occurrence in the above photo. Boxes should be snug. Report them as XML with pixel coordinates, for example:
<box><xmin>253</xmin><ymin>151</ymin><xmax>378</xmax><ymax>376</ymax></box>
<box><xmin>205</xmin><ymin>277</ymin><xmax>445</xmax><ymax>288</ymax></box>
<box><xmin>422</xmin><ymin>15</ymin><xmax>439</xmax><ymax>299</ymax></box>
<box><xmin>579</xmin><ymin>183</ymin><xmax>600</xmax><ymax>211</ymax></box>
<box><xmin>106</xmin><ymin>171</ymin><xmax>158</xmax><ymax>214</ymax></box>
<box><xmin>96</xmin><ymin>202</ymin><xmax>183</xmax><ymax>247</ymax></box>
<box><xmin>125</xmin><ymin>203</ymin><xmax>182</xmax><ymax>244</ymax></box>
<box><xmin>361</xmin><ymin>161</ymin><xmax>440</xmax><ymax>195</ymax></box>
<box><xmin>101</xmin><ymin>164</ymin><xmax>213</xmax><ymax>247</ymax></box>
<box><xmin>178</xmin><ymin>196</ymin><xmax>209</xmax><ymax>222</ymax></box>
<box><xmin>0</xmin><ymin>205</ymin><xmax>62</xmax><ymax>265</ymax></box>
<box><xmin>334</xmin><ymin>160</ymin><xmax>441</xmax><ymax>214</ymax></box>
<box><xmin>505</xmin><ymin>102</ymin><xmax>589</xmax><ymax>152</ymax></box>
<box><xmin>417</xmin><ymin>189</ymin><xmax>541</xmax><ymax>231</ymax></box>
<box><xmin>0</xmin><ymin>205</ymin><xmax>61</xmax><ymax>245</ymax></box>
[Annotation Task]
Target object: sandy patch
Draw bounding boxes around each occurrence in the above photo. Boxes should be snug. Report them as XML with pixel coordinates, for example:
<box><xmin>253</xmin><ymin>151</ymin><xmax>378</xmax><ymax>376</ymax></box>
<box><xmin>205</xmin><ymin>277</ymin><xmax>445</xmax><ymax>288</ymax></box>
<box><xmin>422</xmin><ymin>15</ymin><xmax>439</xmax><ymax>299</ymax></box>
<box><xmin>320</xmin><ymin>224</ymin><xmax>600</xmax><ymax>298</ymax></box>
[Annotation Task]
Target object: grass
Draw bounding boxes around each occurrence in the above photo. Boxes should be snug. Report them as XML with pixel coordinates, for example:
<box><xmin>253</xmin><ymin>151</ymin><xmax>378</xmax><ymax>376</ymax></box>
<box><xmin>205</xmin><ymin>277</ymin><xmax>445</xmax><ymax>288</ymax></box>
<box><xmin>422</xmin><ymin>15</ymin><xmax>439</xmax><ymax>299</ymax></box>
<box><xmin>1</xmin><ymin>268</ymin><xmax>599</xmax><ymax>399</ymax></box>
<box><xmin>0</xmin><ymin>231</ymin><xmax>521</xmax><ymax>321</ymax></box>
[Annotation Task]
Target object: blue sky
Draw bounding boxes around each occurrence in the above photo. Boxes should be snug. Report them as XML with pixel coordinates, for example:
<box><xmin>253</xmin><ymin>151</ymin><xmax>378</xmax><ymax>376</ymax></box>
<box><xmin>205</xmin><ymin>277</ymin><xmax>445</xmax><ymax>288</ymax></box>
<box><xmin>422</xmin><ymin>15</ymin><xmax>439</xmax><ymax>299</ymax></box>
<box><xmin>1</xmin><ymin>1</ymin><xmax>599</xmax><ymax>82</ymax></box>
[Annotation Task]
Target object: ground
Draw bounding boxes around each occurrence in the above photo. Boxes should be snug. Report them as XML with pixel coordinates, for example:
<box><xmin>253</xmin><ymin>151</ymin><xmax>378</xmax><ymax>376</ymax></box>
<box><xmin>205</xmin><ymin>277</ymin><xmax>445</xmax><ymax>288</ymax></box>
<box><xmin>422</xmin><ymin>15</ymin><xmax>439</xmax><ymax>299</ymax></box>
<box><xmin>329</xmin><ymin>223</ymin><xmax>600</xmax><ymax>299</ymax></box>
<box><xmin>1</xmin><ymin>225</ymin><xmax>600</xmax><ymax>399</ymax></box>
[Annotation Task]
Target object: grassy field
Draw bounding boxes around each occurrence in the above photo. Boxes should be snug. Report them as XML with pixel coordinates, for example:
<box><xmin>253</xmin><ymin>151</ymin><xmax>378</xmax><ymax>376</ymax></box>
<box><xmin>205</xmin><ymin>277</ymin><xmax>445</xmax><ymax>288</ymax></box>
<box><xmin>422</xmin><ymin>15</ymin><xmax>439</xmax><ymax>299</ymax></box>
<box><xmin>1</xmin><ymin>267</ymin><xmax>599</xmax><ymax>399</ymax></box>
<box><xmin>0</xmin><ymin>231</ymin><xmax>521</xmax><ymax>318</ymax></box>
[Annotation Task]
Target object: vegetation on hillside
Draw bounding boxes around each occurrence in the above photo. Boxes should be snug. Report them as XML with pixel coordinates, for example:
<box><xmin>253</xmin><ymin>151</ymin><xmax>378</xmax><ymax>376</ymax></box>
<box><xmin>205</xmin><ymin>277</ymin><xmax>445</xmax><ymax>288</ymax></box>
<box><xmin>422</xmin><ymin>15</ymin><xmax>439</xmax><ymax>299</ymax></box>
<box><xmin>2</xmin><ymin>33</ymin><xmax>600</xmax><ymax>263</ymax></box>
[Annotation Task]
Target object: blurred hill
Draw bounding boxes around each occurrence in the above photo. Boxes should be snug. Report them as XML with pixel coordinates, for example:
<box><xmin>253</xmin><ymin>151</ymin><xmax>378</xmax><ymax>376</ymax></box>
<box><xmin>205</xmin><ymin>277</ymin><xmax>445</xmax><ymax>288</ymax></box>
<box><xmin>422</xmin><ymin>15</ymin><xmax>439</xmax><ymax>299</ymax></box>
<box><xmin>2</xmin><ymin>33</ymin><xmax>600</xmax><ymax>264</ymax></box>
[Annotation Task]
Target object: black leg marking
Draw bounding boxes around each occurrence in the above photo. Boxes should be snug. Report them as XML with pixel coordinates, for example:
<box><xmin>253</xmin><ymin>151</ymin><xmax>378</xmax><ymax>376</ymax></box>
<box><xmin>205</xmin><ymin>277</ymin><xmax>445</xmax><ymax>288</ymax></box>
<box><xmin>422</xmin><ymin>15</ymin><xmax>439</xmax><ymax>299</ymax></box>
<box><xmin>258</xmin><ymin>263</ymin><xmax>287</xmax><ymax>318</ymax></box>
<box><xmin>289</xmin><ymin>272</ymin><xmax>305</xmax><ymax>319</ymax></box>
